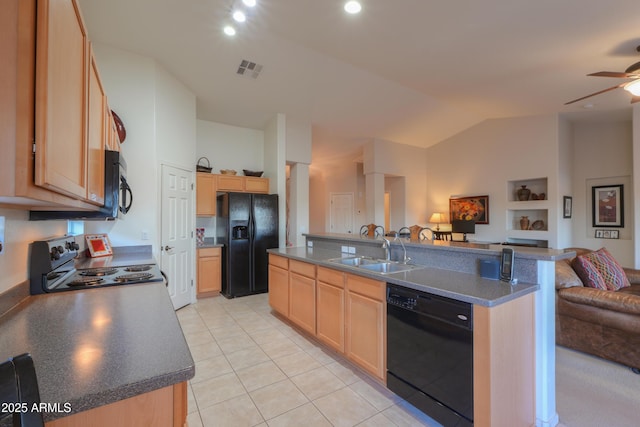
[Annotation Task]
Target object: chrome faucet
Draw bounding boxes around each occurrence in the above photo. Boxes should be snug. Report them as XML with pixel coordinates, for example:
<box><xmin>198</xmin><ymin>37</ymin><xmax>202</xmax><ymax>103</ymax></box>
<box><xmin>395</xmin><ymin>235</ymin><xmax>411</xmax><ymax>264</ymax></box>
<box><xmin>381</xmin><ymin>237</ymin><xmax>391</xmax><ymax>261</ymax></box>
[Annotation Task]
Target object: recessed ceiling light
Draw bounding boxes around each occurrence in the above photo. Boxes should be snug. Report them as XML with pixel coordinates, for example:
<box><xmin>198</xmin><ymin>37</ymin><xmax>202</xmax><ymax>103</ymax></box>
<box><xmin>223</xmin><ymin>25</ymin><xmax>236</xmax><ymax>36</ymax></box>
<box><xmin>242</xmin><ymin>0</ymin><xmax>257</xmax><ymax>7</ymax></box>
<box><xmin>344</xmin><ymin>1</ymin><xmax>362</xmax><ymax>14</ymax></box>
<box><xmin>232</xmin><ymin>10</ymin><xmax>246</xmax><ymax>22</ymax></box>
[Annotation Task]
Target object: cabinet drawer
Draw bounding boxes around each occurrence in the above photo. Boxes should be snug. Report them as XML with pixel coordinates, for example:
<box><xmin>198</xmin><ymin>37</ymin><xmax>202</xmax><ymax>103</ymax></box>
<box><xmin>289</xmin><ymin>259</ymin><xmax>316</xmax><ymax>278</ymax></box>
<box><xmin>216</xmin><ymin>175</ymin><xmax>243</xmax><ymax>191</ymax></box>
<box><xmin>198</xmin><ymin>247</ymin><xmax>220</xmax><ymax>257</ymax></box>
<box><xmin>317</xmin><ymin>266</ymin><xmax>345</xmax><ymax>288</ymax></box>
<box><xmin>244</xmin><ymin>177</ymin><xmax>269</xmax><ymax>193</ymax></box>
<box><xmin>346</xmin><ymin>274</ymin><xmax>385</xmax><ymax>301</ymax></box>
<box><xmin>269</xmin><ymin>254</ymin><xmax>288</xmax><ymax>270</ymax></box>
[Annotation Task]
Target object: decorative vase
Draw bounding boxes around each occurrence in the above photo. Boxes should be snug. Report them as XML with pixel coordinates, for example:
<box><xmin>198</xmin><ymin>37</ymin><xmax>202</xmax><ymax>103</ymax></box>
<box><xmin>520</xmin><ymin>216</ymin><xmax>530</xmax><ymax>230</ymax></box>
<box><xmin>517</xmin><ymin>185</ymin><xmax>531</xmax><ymax>201</ymax></box>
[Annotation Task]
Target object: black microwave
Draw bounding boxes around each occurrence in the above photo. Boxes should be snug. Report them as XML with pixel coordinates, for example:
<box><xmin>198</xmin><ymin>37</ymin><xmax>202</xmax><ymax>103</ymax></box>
<box><xmin>29</xmin><ymin>150</ymin><xmax>132</xmax><ymax>220</ymax></box>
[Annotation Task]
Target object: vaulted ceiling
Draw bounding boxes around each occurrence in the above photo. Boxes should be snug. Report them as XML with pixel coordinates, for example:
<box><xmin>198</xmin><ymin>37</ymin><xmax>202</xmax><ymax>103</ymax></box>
<box><xmin>79</xmin><ymin>0</ymin><xmax>640</xmax><ymax>163</ymax></box>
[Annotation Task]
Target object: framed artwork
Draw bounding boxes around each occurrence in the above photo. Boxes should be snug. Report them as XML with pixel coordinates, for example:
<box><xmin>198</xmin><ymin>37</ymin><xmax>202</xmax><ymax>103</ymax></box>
<box><xmin>449</xmin><ymin>195</ymin><xmax>489</xmax><ymax>225</ymax></box>
<box><xmin>595</xmin><ymin>229</ymin><xmax>619</xmax><ymax>239</ymax></box>
<box><xmin>592</xmin><ymin>185</ymin><xmax>624</xmax><ymax>227</ymax></box>
<box><xmin>563</xmin><ymin>196</ymin><xmax>572</xmax><ymax>219</ymax></box>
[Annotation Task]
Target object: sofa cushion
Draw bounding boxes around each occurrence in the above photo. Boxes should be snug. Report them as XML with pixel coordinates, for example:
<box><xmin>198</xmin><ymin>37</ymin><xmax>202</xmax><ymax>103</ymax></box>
<box><xmin>555</xmin><ymin>259</ymin><xmax>584</xmax><ymax>289</ymax></box>
<box><xmin>571</xmin><ymin>248</ymin><xmax>630</xmax><ymax>291</ymax></box>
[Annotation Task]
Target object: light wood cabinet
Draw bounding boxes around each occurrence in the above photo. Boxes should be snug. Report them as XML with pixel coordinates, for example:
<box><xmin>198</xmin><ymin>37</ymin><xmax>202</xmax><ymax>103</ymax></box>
<box><xmin>0</xmin><ymin>0</ymin><xmax>99</xmax><ymax>210</ymax></box>
<box><xmin>216</xmin><ymin>175</ymin><xmax>244</xmax><ymax>192</ymax></box>
<box><xmin>197</xmin><ymin>247</ymin><xmax>221</xmax><ymax>297</ymax></box>
<box><xmin>345</xmin><ymin>273</ymin><xmax>386</xmax><ymax>381</ymax></box>
<box><xmin>86</xmin><ymin>49</ymin><xmax>105</xmax><ymax>205</ymax></box>
<box><xmin>34</xmin><ymin>0</ymin><xmax>89</xmax><ymax>200</ymax></box>
<box><xmin>196</xmin><ymin>173</ymin><xmax>216</xmax><ymax>216</ymax></box>
<box><xmin>269</xmin><ymin>254</ymin><xmax>289</xmax><ymax>316</ymax></box>
<box><xmin>288</xmin><ymin>260</ymin><xmax>317</xmax><ymax>335</ymax></box>
<box><xmin>216</xmin><ymin>175</ymin><xmax>269</xmax><ymax>194</ymax></box>
<box><xmin>316</xmin><ymin>267</ymin><xmax>345</xmax><ymax>353</ymax></box>
<box><xmin>244</xmin><ymin>177</ymin><xmax>269</xmax><ymax>193</ymax></box>
<box><xmin>45</xmin><ymin>382</ymin><xmax>187</xmax><ymax>427</ymax></box>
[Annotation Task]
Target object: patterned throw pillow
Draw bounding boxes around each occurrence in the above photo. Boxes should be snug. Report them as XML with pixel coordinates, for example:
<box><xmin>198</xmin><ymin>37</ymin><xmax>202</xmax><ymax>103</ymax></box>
<box><xmin>572</xmin><ymin>248</ymin><xmax>630</xmax><ymax>291</ymax></box>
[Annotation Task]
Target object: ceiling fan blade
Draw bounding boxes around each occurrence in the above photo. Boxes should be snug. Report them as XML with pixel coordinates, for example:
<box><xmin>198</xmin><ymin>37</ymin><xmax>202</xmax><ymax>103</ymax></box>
<box><xmin>588</xmin><ymin>71</ymin><xmax>639</xmax><ymax>78</ymax></box>
<box><xmin>564</xmin><ymin>84</ymin><xmax>625</xmax><ymax>105</ymax></box>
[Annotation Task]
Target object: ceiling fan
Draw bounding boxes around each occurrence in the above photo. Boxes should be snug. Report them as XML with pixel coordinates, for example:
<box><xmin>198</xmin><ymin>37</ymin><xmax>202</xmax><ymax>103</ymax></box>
<box><xmin>565</xmin><ymin>46</ymin><xmax>640</xmax><ymax>105</ymax></box>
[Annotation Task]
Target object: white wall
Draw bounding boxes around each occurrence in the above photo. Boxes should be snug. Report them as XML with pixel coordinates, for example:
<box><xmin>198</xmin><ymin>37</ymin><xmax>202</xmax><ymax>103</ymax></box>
<box><xmin>196</xmin><ymin>120</ymin><xmax>264</xmax><ymax>174</ymax></box>
<box><xmin>427</xmin><ymin>115</ymin><xmax>560</xmax><ymax>245</ymax></box>
<box><xmin>570</xmin><ymin>119</ymin><xmax>633</xmax><ymax>266</ymax></box>
<box><xmin>0</xmin><ymin>209</ymin><xmax>66</xmax><ymax>293</ymax></box>
<box><xmin>264</xmin><ymin>114</ymin><xmax>287</xmax><ymax>247</ymax></box>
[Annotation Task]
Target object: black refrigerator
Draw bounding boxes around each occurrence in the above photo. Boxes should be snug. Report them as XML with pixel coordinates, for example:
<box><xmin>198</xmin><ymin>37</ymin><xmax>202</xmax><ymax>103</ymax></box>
<box><xmin>216</xmin><ymin>192</ymin><xmax>279</xmax><ymax>298</ymax></box>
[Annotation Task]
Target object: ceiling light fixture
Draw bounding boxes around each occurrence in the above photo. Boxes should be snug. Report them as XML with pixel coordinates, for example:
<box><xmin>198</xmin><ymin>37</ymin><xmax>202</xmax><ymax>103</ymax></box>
<box><xmin>223</xmin><ymin>25</ymin><xmax>236</xmax><ymax>36</ymax></box>
<box><xmin>232</xmin><ymin>10</ymin><xmax>246</xmax><ymax>22</ymax></box>
<box><xmin>624</xmin><ymin>80</ymin><xmax>640</xmax><ymax>96</ymax></box>
<box><xmin>344</xmin><ymin>1</ymin><xmax>362</xmax><ymax>14</ymax></box>
<box><xmin>242</xmin><ymin>0</ymin><xmax>257</xmax><ymax>7</ymax></box>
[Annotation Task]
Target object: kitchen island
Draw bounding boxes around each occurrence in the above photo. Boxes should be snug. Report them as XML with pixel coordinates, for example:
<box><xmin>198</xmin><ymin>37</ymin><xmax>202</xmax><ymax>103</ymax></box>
<box><xmin>0</xmin><ymin>281</ymin><xmax>194</xmax><ymax>426</ymax></box>
<box><xmin>270</xmin><ymin>233</ymin><xmax>573</xmax><ymax>427</ymax></box>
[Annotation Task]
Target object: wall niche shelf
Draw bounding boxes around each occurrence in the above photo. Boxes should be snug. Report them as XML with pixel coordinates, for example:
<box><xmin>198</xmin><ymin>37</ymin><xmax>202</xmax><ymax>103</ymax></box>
<box><xmin>506</xmin><ymin>177</ymin><xmax>550</xmax><ymax>248</ymax></box>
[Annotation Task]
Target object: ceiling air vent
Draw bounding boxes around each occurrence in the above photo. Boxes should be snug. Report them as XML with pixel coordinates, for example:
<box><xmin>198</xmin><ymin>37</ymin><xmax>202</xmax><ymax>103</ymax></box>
<box><xmin>236</xmin><ymin>59</ymin><xmax>263</xmax><ymax>79</ymax></box>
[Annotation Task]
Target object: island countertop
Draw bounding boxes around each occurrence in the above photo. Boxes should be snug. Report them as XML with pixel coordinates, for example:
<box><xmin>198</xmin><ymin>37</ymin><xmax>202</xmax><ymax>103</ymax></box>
<box><xmin>0</xmin><ymin>282</ymin><xmax>194</xmax><ymax>422</ymax></box>
<box><xmin>269</xmin><ymin>246</ymin><xmax>540</xmax><ymax>307</ymax></box>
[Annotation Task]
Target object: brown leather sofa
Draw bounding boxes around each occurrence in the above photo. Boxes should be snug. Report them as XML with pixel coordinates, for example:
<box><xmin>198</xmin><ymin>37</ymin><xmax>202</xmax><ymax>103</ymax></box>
<box><xmin>555</xmin><ymin>248</ymin><xmax>640</xmax><ymax>373</ymax></box>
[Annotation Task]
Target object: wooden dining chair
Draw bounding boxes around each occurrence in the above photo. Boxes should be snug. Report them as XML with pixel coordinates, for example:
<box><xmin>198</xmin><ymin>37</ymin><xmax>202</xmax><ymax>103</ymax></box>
<box><xmin>359</xmin><ymin>224</ymin><xmax>384</xmax><ymax>238</ymax></box>
<box><xmin>399</xmin><ymin>225</ymin><xmax>427</xmax><ymax>241</ymax></box>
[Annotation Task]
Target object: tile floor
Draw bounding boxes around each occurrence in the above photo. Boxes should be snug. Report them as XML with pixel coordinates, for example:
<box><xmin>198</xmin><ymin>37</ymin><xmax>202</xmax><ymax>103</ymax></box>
<box><xmin>177</xmin><ymin>293</ymin><xmax>438</xmax><ymax>427</ymax></box>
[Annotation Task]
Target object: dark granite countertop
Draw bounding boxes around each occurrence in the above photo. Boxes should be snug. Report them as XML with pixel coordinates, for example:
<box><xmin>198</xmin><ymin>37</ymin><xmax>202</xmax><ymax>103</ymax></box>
<box><xmin>269</xmin><ymin>246</ymin><xmax>539</xmax><ymax>307</ymax></box>
<box><xmin>0</xmin><ymin>282</ymin><xmax>194</xmax><ymax>421</ymax></box>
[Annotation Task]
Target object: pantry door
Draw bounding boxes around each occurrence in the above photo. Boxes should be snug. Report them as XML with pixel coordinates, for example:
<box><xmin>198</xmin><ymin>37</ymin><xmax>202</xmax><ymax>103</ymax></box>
<box><xmin>161</xmin><ymin>165</ymin><xmax>193</xmax><ymax>310</ymax></box>
<box><xmin>330</xmin><ymin>193</ymin><xmax>354</xmax><ymax>234</ymax></box>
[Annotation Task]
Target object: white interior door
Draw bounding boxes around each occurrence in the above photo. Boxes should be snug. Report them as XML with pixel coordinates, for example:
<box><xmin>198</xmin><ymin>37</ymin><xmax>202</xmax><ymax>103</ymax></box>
<box><xmin>330</xmin><ymin>193</ymin><xmax>354</xmax><ymax>234</ymax></box>
<box><xmin>161</xmin><ymin>164</ymin><xmax>193</xmax><ymax>310</ymax></box>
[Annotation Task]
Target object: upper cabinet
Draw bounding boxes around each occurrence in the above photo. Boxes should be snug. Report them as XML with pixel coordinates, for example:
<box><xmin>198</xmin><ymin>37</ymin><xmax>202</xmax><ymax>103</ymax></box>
<box><xmin>34</xmin><ymin>0</ymin><xmax>89</xmax><ymax>200</ymax></box>
<box><xmin>0</xmin><ymin>0</ymin><xmax>116</xmax><ymax>210</ymax></box>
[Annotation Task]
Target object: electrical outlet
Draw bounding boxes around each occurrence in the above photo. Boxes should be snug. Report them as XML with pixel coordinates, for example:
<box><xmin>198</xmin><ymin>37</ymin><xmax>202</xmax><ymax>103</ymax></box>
<box><xmin>348</xmin><ymin>246</ymin><xmax>356</xmax><ymax>254</ymax></box>
<box><xmin>141</xmin><ymin>230</ymin><xmax>149</xmax><ymax>240</ymax></box>
<box><xmin>307</xmin><ymin>241</ymin><xmax>313</xmax><ymax>248</ymax></box>
<box><xmin>341</xmin><ymin>245</ymin><xmax>349</xmax><ymax>253</ymax></box>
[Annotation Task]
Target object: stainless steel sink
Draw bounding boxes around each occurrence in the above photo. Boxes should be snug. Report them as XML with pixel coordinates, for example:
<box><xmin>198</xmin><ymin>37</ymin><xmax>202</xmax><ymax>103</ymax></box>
<box><xmin>327</xmin><ymin>256</ymin><xmax>424</xmax><ymax>275</ymax></box>
<box><xmin>359</xmin><ymin>262</ymin><xmax>424</xmax><ymax>274</ymax></box>
<box><xmin>327</xmin><ymin>256</ymin><xmax>380</xmax><ymax>266</ymax></box>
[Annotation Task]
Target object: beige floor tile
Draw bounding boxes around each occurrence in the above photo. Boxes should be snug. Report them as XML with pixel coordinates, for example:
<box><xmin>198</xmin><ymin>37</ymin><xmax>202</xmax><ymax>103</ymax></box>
<box><xmin>184</xmin><ymin>330</ymin><xmax>215</xmax><ymax>347</ymax></box>
<box><xmin>306</xmin><ymin>346</ymin><xmax>338</xmax><ymax>365</ymax></box>
<box><xmin>216</xmin><ymin>333</ymin><xmax>257</xmax><ymax>354</ymax></box>
<box><xmin>189</xmin><ymin>340</ymin><xmax>223</xmax><ymax>362</ymax></box>
<box><xmin>248</xmin><ymin>327</ymin><xmax>288</xmax><ymax>345</ymax></box>
<box><xmin>266</xmin><ymin>402</ymin><xmax>332</xmax><ymax>427</ymax></box>
<box><xmin>288</xmin><ymin>333</ymin><xmax>318</xmax><ymax>351</ymax></box>
<box><xmin>273</xmin><ymin>350</ymin><xmax>322</xmax><ymax>377</ymax></box>
<box><xmin>191</xmin><ymin>372</ymin><xmax>247</xmax><ymax>410</ymax></box>
<box><xmin>187</xmin><ymin>411</ymin><xmax>204</xmax><ymax>427</ymax></box>
<box><xmin>249</xmin><ymin>379</ymin><xmax>309</xmax><ymax>420</ymax></box>
<box><xmin>226</xmin><ymin>345</ymin><xmax>271</xmax><ymax>371</ymax></box>
<box><xmin>313</xmin><ymin>387</ymin><xmax>379</xmax><ymax>427</ymax></box>
<box><xmin>260</xmin><ymin>337</ymin><xmax>302</xmax><ymax>360</ymax></box>
<box><xmin>290</xmin><ymin>366</ymin><xmax>346</xmax><ymax>400</ymax></box>
<box><xmin>236</xmin><ymin>360</ymin><xmax>287</xmax><ymax>392</ymax></box>
<box><xmin>325</xmin><ymin>361</ymin><xmax>365</xmax><ymax>385</ymax></box>
<box><xmin>191</xmin><ymin>354</ymin><xmax>233</xmax><ymax>384</ymax></box>
<box><xmin>381</xmin><ymin>401</ymin><xmax>438</xmax><ymax>427</ymax></box>
<box><xmin>354</xmin><ymin>412</ymin><xmax>398</xmax><ymax>426</ymax></box>
<box><xmin>349</xmin><ymin>379</ymin><xmax>401</xmax><ymax>411</ymax></box>
<box><xmin>187</xmin><ymin>383</ymin><xmax>198</xmax><ymax>414</ymax></box>
<box><xmin>199</xmin><ymin>393</ymin><xmax>264</xmax><ymax>427</ymax></box>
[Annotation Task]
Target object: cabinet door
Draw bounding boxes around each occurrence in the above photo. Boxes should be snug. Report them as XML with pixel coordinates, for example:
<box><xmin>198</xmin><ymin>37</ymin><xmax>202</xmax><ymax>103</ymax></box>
<box><xmin>268</xmin><ymin>264</ymin><xmax>289</xmax><ymax>316</ymax></box>
<box><xmin>345</xmin><ymin>276</ymin><xmax>385</xmax><ymax>380</ymax></box>
<box><xmin>317</xmin><ymin>281</ymin><xmax>345</xmax><ymax>353</ymax></box>
<box><xmin>216</xmin><ymin>175</ymin><xmax>243</xmax><ymax>192</ymax></box>
<box><xmin>34</xmin><ymin>0</ymin><xmax>89</xmax><ymax>200</ymax></box>
<box><xmin>244</xmin><ymin>177</ymin><xmax>269</xmax><ymax>193</ymax></box>
<box><xmin>196</xmin><ymin>173</ymin><xmax>216</xmax><ymax>216</ymax></box>
<box><xmin>197</xmin><ymin>248</ymin><xmax>221</xmax><ymax>297</ymax></box>
<box><xmin>289</xmin><ymin>272</ymin><xmax>316</xmax><ymax>334</ymax></box>
<box><xmin>86</xmin><ymin>50</ymin><xmax>105</xmax><ymax>205</ymax></box>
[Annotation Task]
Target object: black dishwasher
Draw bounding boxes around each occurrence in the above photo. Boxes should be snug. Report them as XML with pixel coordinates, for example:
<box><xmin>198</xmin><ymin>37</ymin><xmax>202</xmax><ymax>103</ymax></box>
<box><xmin>387</xmin><ymin>284</ymin><xmax>473</xmax><ymax>427</ymax></box>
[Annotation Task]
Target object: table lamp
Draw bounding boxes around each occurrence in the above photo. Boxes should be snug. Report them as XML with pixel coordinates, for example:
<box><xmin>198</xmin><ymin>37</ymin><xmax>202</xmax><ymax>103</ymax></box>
<box><xmin>429</xmin><ymin>212</ymin><xmax>446</xmax><ymax>231</ymax></box>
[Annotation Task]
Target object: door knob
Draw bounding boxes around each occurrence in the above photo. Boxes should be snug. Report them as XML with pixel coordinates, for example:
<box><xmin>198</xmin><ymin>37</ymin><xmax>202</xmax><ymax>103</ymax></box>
<box><xmin>164</xmin><ymin>245</ymin><xmax>174</xmax><ymax>251</ymax></box>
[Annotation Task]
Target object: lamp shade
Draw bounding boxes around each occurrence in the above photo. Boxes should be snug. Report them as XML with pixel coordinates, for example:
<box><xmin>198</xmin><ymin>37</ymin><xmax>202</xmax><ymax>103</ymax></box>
<box><xmin>429</xmin><ymin>212</ymin><xmax>446</xmax><ymax>224</ymax></box>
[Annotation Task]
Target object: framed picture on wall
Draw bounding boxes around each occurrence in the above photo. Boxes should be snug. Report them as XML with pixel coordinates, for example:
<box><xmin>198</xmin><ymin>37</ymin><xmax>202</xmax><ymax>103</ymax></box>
<box><xmin>449</xmin><ymin>195</ymin><xmax>489</xmax><ymax>224</ymax></box>
<box><xmin>592</xmin><ymin>185</ymin><xmax>624</xmax><ymax>227</ymax></box>
<box><xmin>563</xmin><ymin>196</ymin><xmax>572</xmax><ymax>219</ymax></box>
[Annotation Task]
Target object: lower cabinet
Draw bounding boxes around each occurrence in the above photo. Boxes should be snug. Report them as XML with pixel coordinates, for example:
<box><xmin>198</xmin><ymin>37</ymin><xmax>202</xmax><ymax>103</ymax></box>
<box><xmin>316</xmin><ymin>267</ymin><xmax>345</xmax><ymax>353</ymax></box>
<box><xmin>45</xmin><ymin>382</ymin><xmax>187</xmax><ymax>427</ymax></box>
<box><xmin>268</xmin><ymin>254</ymin><xmax>289</xmax><ymax>316</ymax></box>
<box><xmin>345</xmin><ymin>273</ymin><xmax>386</xmax><ymax>381</ymax></box>
<box><xmin>196</xmin><ymin>247</ymin><xmax>221</xmax><ymax>297</ymax></box>
<box><xmin>288</xmin><ymin>260</ymin><xmax>316</xmax><ymax>335</ymax></box>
